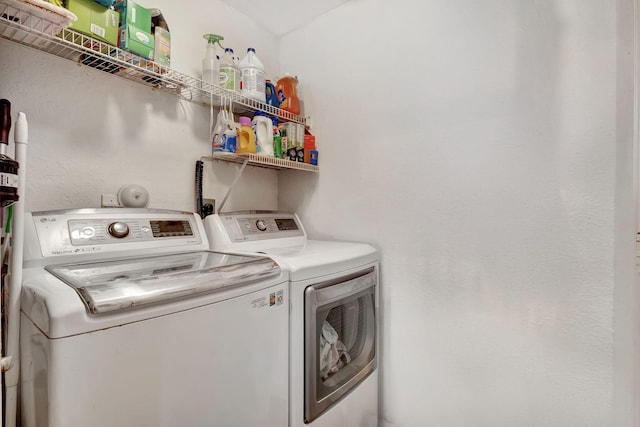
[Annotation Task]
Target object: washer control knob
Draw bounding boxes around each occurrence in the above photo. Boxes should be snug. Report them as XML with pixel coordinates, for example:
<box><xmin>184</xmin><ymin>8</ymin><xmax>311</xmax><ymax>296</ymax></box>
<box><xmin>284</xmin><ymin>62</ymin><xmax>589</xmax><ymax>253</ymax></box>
<box><xmin>256</xmin><ymin>219</ymin><xmax>268</xmax><ymax>231</ymax></box>
<box><xmin>108</xmin><ymin>222</ymin><xmax>129</xmax><ymax>238</ymax></box>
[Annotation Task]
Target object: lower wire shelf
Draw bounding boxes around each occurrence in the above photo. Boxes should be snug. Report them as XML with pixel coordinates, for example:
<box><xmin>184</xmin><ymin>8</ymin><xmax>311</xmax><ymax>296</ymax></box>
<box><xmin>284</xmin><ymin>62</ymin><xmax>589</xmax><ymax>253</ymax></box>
<box><xmin>204</xmin><ymin>154</ymin><xmax>319</xmax><ymax>172</ymax></box>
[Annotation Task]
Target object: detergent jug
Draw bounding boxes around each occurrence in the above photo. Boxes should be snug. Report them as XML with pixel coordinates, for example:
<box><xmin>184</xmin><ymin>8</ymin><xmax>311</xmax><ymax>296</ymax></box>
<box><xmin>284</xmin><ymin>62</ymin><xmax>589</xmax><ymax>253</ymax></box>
<box><xmin>236</xmin><ymin>116</ymin><xmax>256</xmax><ymax>154</ymax></box>
<box><xmin>252</xmin><ymin>116</ymin><xmax>274</xmax><ymax>156</ymax></box>
<box><xmin>219</xmin><ymin>48</ymin><xmax>240</xmax><ymax>92</ymax></box>
<box><xmin>265</xmin><ymin>80</ymin><xmax>280</xmax><ymax>107</ymax></box>
<box><xmin>276</xmin><ymin>75</ymin><xmax>300</xmax><ymax>116</ymax></box>
<box><xmin>239</xmin><ymin>48</ymin><xmax>265</xmax><ymax>102</ymax></box>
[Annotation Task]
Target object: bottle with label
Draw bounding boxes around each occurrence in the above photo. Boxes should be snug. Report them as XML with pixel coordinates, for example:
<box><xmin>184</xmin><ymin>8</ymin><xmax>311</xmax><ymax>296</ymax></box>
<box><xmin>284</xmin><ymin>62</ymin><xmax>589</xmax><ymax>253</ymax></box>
<box><xmin>239</xmin><ymin>48</ymin><xmax>266</xmax><ymax>102</ymax></box>
<box><xmin>202</xmin><ymin>34</ymin><xmax>224</xmax><ymax>87</ymax></box>
<box><xmin>265</xmin><ymin>80</ymin><xmax>280</xmax><ymax>107</ymax></box>
<box><xmin>219</xmin><ymin>48</ymin><xmax>240</xmax><ymax>92</ymax></box>
<box><xmin>303</xmin><ymin>134</ymin><xmax>316</xmax><ymax>163</ymax></box>
<box><xmin>276</xmin><ymin>74</ymin><xmax>301</xmax><ymax>116</ymax></box>
<box><xmin>252</xmin><ymin>116</ymin><xmax>273</xmax><ymax>156</ymax></box>
<box><xmin>221</xmin><ymin>126</ymin><xmax>237</xmax><ymax>153</ymax></box>
<box><xmin>236</xmin><ymin>116</ymin><xmax>256</xmax><ymax>154</ymax></box>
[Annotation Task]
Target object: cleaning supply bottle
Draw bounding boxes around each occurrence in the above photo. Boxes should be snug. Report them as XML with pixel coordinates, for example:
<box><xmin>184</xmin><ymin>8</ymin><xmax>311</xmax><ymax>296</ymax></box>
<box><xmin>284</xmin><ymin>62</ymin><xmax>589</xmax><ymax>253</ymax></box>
<box><xmin>236</xmin><ymin>116</ymin><xmax>256</xmax><ymax>154</ymax></box>
<box><xmin>265</xmin><ymin>80</ymin><xmax>280</xmax><ymax>107</ymax></box>
<box><xmin>202</xmin><ymin>34</ymin><xmax>224</xmax><ymax>86</ymax></box>
<box><xmin>219</xmin><ymin>48</ymin><xmax>240</xmax><ymax>93</ymax></box>
<box><xmin>252</xmin><ymin>116</ymin><xmax>274</xmax><ymax>156</ymax></box>
<box><xmin>276</xmin><ymin>74</ymin><xmax>301</xmax><ymax>115</ymax></box>
<box><xmin>0</xmin><ymin>99</ymin><xmax>19</xmax><ymax>207</ymax></box>
<box><xmin>221</xmin><ymin>125</ymin><xmax>237</xmax><ymax>153</ymax></box>
<box><xmin>239</xmin><ymin>48</ymin><xmax>266</xmax><ymax>102</ymax></box>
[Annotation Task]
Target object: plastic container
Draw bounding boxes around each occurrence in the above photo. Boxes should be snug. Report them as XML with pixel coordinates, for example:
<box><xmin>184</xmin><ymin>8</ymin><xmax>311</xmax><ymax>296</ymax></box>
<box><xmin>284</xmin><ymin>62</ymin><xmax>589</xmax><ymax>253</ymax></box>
<box><xmin>212</xmin><ymin>109</ymin><xmax>237</xmax><ymax>153</ymax></box>
<box><xmin>219</xmin><ymin>48</ymin><xmax>240</xmax><ymax>92</ymax></box>
<box><xmin>265</xmin><ymin>80</ymin><xmax>280</xmax><ymax>107</ymax></box>
<box><xmin>202</xmin><ymin>34</ymin><xmax>224</xmax><ymax>86</ymax></box>
<box><xmin>252</xmin><ymin>116</ymin><xmax>274</xmax><ymax>156</ymax></box>
<box><xmin>303</xmin><ymin>134</ymin><xmax>316</xmax><ymax>164</ymax></box>
<box><xmin>236</xmin><ymin>116</ymin><xmax>256</xmax><ymax>154</ymax></box>
<box><xmin>239</xmin><ymin>48</ymin><xmax>266</xmax><ymax>102</ymax></box>
<box><xmin>276</xmin><ymin>74</ymin><xmax>301</xmax><ymax>116</ymax></box>
<box><xmin>221</xmin><ymin>127</ymin><xmax>237</xmax><ymax>153</ymax></box>
<box><xmin>273</xmin><ymin>136</ymin><xmax>283</xmax><ymax>159</ymax></box>
<box><xmin>309</xmin><ymin>150</ymin><xmax>318</xmax><ymax>165</ymax></box>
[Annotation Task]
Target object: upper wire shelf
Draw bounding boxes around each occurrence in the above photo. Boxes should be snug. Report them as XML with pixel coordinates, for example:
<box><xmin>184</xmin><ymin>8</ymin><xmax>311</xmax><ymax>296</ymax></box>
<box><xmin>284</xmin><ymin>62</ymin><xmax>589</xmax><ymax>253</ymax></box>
<box><xmin>0</xmin><ymin>0</ymin><xmax>307</xmax><ymax>125</ymax></box>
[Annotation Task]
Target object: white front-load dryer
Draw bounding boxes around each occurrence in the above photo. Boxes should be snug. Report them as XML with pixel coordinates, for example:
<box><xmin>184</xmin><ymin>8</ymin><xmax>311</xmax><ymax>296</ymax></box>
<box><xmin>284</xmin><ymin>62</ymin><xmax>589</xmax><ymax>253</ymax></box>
<box><xmin>205</xmin><ymin>211</ymin><xmax>379</xmax><ymax>427</ymax></box>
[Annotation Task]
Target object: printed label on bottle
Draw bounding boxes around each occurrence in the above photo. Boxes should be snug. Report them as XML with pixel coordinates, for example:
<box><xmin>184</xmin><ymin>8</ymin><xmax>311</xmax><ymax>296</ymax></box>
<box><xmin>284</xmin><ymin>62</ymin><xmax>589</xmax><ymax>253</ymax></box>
<box><xmin>221</xmin><ymin>134</ymin><xmax>236</xmax><ymax>153</ymax></box>
<box><xmin>212</xmin><ymin>133</ymin><xmax>222</xmax><ymax>152</ymax></box>
<box><xmin>241</xmin><ymin>69</ymin><xmax>266</xmax><ymax>93</ymax></box>
<box><xmin>219</xmin><ymin>68</ymin><xmax>237</xmax><ymax>91</ymax></box>
<box><xmin>0</xmin><ymin>173</ymin><xmax>18</xmax><ymax>188</ymax></box>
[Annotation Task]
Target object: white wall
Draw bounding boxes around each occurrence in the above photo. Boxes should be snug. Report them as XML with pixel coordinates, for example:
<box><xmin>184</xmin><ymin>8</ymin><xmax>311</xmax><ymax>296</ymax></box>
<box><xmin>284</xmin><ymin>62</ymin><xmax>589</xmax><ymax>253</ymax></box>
<box><xmin>280</xmin><ymin>1</ymin><xmax>632</xmax><ymax>426</ymax></box>
<box><xmin>0</xmin><ymin>0</ymin><xmax>281</xmax><ymax>213</ymax></box>
<box><xmin>2</xmin><ymin>1</ymin><xmax>637</xmax><ymax>425</ymax></box>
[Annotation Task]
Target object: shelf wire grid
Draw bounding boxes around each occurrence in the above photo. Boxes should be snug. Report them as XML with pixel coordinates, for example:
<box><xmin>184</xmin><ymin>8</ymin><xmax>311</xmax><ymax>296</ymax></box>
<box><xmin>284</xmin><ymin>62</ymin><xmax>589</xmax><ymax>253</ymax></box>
<box><xmin>0</xmin><ymin>0</ymin><xmax>307</xmax><ymax>125</ymax></box>
<box><xmin>204</xmin><ymin>154</ymin><xmax>319</xmax><ymax>173</ymax></box>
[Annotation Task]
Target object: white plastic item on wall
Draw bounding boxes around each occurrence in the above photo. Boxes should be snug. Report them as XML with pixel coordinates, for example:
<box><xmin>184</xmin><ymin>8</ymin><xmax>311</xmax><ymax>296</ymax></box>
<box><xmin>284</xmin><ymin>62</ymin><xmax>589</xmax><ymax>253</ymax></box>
<box><xmin>240</xmin><ymin>48</ymin><xmax>266</xmax><ymax>102</ymax></box>
<box><xmin>252</xmin><ymin>116</ymin><xmax>274</xmax><ymax>156</ymax></box>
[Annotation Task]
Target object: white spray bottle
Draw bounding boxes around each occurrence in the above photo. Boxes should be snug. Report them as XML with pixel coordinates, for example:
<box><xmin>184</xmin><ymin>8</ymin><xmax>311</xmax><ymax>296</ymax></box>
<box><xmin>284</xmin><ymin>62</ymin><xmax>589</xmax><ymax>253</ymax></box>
<box><xmin>202</xmin><ymin>34</ymin><xmax>224</xmax><ymax>87</ymax></box>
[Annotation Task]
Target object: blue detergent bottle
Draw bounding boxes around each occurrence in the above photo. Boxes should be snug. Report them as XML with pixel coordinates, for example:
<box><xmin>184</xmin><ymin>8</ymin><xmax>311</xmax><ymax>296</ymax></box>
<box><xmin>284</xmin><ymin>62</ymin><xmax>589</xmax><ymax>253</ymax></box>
<box><xmin>265</xmin><ymin>80</ymin><xmax>280</xmax><ymax>107</ymax></box>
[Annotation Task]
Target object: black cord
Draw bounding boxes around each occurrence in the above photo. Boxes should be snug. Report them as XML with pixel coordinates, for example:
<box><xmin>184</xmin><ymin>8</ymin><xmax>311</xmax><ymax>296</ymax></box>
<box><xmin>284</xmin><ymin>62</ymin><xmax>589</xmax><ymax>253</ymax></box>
<box><xmin>195</xmin><ymin>160</ymin><xmax>204</xmax><ymax>218</ymax></box>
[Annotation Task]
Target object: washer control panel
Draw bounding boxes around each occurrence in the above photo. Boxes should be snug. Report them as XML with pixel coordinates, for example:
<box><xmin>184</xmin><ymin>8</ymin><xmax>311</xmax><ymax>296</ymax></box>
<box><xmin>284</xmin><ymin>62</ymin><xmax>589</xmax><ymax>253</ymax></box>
<box><xmin>29</xmin><ymin>209</ymin><xmax>206</xmax><ymax>259</ymax></box>
<box><xmin>68</xmin><ymin>218</ymin><xmax>194</xmax><ymax>245</ymax></box>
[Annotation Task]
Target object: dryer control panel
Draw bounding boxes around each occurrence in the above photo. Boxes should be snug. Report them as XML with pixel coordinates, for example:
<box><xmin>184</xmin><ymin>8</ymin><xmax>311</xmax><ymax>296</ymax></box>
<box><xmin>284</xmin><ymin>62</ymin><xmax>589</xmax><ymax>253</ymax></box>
<box><xmin>206</xmin><ymin>212</ymin><xmax>306</xmax><ymax>249</ymax></box>
<box><xmin>221</xmin><ymin>212</ymin><xmax>304</xmax><ymax>242</ymax></box>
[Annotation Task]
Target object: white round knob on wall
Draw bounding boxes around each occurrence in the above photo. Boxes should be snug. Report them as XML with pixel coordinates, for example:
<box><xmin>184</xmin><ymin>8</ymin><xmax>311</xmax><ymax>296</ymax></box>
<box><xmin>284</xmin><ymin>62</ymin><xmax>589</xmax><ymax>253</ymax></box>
<box><xmin>117</xmin><ymin>184</ymin><xmax>150</xmax><ymax>208</ymax></box>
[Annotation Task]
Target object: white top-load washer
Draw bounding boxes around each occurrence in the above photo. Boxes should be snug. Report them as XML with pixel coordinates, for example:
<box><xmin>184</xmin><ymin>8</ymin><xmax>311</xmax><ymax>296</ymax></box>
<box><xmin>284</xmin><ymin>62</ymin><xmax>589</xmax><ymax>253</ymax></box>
<box><xmin>205</xmin><ymin>211</ymin><xmax>379</xmax><ymax>427</ymax></box>
<box><xmin>20</xmin><ymin>208</ymin><xmax>289</xmax><ymax>427</ymax></box>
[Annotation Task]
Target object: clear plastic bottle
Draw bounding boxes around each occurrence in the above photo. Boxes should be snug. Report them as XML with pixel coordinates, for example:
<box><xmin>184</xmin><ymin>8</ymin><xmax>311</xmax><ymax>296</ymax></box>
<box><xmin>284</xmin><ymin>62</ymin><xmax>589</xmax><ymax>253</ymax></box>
<box><xmin>202</xmin><ymin>34</ymin><xmax>223</xmax><ymax>87</ymax></box>
<box><xmin>219</xmin><ymin>48</ymin><xmax>240</xmax><ymax>92</ymax></box>
<box><xmin>239</xmin><ymin>48</ymin><xmax>266</xmax><ymax>102</ymax></box>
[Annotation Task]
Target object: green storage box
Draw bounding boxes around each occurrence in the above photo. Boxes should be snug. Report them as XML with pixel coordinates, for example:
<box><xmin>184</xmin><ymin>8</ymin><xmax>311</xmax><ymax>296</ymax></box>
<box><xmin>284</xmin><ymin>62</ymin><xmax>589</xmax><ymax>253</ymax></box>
<box><xmin>66</xmin><ymin>0</ymin><xmax>120</xmax><ymax>46</ymax></box>
<box><xmin>115</xmin><ymin>0</ymin><xmax>154</xmax><ymax>59</ymax></box>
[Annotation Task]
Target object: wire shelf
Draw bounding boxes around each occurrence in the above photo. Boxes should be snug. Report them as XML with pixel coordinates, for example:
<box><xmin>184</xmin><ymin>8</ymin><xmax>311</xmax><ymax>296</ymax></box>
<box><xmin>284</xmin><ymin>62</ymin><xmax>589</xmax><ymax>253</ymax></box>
<box><xmin>204</xmin><ymin>154</ymin><xmax>319</xmax><ymax>172</ymax></box>
<box><xmin>0</xmin><ymin>0</ymin><xmax>307</xmax><ymax>125</ymax></box>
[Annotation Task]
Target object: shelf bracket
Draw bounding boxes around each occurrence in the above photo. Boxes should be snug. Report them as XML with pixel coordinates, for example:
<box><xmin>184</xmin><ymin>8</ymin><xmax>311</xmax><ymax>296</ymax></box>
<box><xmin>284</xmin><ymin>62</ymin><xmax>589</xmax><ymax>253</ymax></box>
<box><xmin>217</xmin><ymin>159</ymin><xmax>249</xmax><ymax>214</ymax></box>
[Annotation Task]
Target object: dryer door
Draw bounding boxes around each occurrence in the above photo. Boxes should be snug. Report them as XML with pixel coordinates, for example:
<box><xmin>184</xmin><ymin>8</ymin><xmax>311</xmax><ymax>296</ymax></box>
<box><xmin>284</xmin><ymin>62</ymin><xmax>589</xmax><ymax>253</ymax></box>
<box><xmin>304</xmin><ymin>267</ymin><xmax>377</xmax><ymax>423</ymax></box>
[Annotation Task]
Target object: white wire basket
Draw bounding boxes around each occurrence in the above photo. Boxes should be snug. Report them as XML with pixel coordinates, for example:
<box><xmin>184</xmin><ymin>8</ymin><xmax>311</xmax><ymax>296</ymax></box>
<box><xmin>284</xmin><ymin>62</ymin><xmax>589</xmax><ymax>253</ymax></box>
<box><xmin>0</xmin><ymin>0</ymin><xmax>76</xmax><ymax>46</ymax></box>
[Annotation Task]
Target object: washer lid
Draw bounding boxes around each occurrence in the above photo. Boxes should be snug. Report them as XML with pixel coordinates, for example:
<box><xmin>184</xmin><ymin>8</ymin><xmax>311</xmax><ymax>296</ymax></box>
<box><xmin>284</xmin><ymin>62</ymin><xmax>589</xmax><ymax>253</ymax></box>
<box><xmin>45</xmin><ymin>250</ymin><xmax>281</xmax><ymax>314</ymax></box>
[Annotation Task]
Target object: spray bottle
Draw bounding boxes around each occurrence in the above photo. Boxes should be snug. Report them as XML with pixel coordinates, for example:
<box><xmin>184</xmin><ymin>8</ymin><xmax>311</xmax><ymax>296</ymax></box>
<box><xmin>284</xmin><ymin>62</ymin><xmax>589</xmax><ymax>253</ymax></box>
<box><xmin>202</xmin><ymin>34</ymin><xmax>224</xmax><ymax>87</ymax></box>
